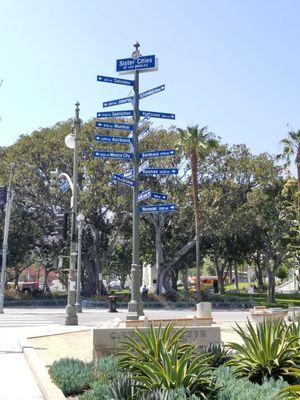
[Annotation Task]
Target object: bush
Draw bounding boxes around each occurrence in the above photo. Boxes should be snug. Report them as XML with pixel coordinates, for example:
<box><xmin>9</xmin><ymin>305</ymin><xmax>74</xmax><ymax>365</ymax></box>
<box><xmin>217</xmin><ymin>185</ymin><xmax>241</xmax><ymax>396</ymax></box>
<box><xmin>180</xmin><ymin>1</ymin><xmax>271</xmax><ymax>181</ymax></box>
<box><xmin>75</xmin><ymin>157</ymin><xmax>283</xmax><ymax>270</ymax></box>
<box><xmin>117</xmin><ymin>322</ymin><xmax>218</xmax><ymax>398</ymax></box>
<box><xmin>202</xmin><ymin>343</ymin><xmax>233</xmax><ymax>368</ymax></box>
<box><xmin>95</xmin><ymin>355</ymin><xmax>121</xmax><ymax>383</ymax></box>
<box><xmin>49</xmin><ymin>358</ymin><xmax>93</xmax><ymax>395</ymax></box>
<box><xmin>78</xmin><ymin>381</ymin><xmax>111</xmax><ymax>400</ymax></box>
<box><xmin>276</xmin><ymin>367</ymin><xmax>300</xmax><ymax>399</ymax></box>
<box><xmin>215</xmin><ymin>366</ymin><xmax>288</xmax><ymax>400</ymax></box>
<box><xmin>227</xmin><ymin>319</ymin><xmax>299</xmax><ymax>384</ymax></box>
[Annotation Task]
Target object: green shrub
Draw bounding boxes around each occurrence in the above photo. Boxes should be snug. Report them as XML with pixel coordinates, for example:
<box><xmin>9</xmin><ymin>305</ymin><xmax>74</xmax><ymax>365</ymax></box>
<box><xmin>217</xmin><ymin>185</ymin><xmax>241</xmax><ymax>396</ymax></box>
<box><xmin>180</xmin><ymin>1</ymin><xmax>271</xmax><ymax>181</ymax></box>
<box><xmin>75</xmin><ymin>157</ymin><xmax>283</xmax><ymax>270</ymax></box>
<box><xmin>215</xmin><ymin>366</ymin><xmax>288</xmax><ymax>400</ymax></box>
<box><xmin>95</xmin><ymin>355</ymin><xmax>121</xmax><ymax>383</ymax></box>
<box><xmin>49</xmin><ymin>358</ymin><xmax>93</xmax><ymax>395</ymax></box>
<box><xmin>105</xmin><ymin>377</ymin><xmax>136</xmax><ymax>399</ymax></box>
<box><xmin>276</xmin><ymin>367</ymin><xmax>300</xmax><ymax>399</ymax></box>
<box><xmin>227</xmin><ymin>319</ymin><xmax>299</xmax><ymax>383</ymax></box>
<box><xmin>117</xmin><ymin>322</ymin><xmax>218</xmax><ymax>398</ymax></box>
<box><xmin>78</xmin><ymin>381</ymin><xmax>111</xmax><ymax>400</ymax></box>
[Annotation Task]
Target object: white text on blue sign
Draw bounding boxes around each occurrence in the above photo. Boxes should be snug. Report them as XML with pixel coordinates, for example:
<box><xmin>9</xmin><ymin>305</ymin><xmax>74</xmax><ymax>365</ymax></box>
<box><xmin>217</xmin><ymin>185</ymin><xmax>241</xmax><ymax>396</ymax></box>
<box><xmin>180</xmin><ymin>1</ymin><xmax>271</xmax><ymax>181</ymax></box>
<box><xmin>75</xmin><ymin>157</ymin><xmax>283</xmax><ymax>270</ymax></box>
<box><xmin>116</xmin><ymin>55</ymin><xmax>156</xmax><ymax>72</ymax></box>
<box><xmin>113</xmin><ymin>174</ymin><xmax>134</xmax><ymax>187</ymax></box>
<box><xmin>97</xmin><ymin>110</ymin><xmax>134</xmax><ymax>118</ymax></box>
<box><xmin>139</xmin><ymin>85</ymin><xmax>165</xmax><ymax>100</ymax></box>
<box><xmin>140</xmin><ymin>149</ymin><xmax>176</xmax><ymax>159</ymax></box>
<box><xmin>140</xmin><ymin>204</ymin><xmax>176</xmax><ymax>213</ymax></box>
<box><xmin>140</xmin><ymin>111</ymin><xmax>175</xmax><ymax>120</ymax></box>
<box><xmin>96</xmin><ymin>121</ymin><xmax>133</xmax><ymax>131</ymax></box>
<box><xmin>95</xmin><ymin>135</ymin><xmax>132</xmax><ymax>144</ymax></box>
<box><xmin>93</xmin><ymin>151</ymin><xmax>133</xmax><ymax>160</ymax></box>
<box><xmin>141</xmin><ymin>168</ymin><xmax>178</xmax><ymax>175</ymax></box>
<box><xmin>103</xmin><ymin>96</ymin><xmax>133</xmax><ymax>108</ymax></box>
<box><xmin>97</xmin><ymin>75</ymin><xmax>134</xmax><ymax>86</ymax></box>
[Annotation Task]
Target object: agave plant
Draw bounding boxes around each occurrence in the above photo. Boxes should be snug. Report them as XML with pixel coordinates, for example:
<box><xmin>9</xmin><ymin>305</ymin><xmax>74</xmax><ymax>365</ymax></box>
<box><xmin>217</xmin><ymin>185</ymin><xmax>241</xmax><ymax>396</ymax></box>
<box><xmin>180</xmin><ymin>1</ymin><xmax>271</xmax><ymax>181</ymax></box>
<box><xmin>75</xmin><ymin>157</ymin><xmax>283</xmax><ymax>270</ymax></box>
<box><xmin>105</xmin><ymin>376</ymin><xmax>137</xmax><ymax>400</ymax></box>
<box><xmin>227</xmin><ymin>319</ymin><xmax>299</xmax><ymax>384</ymax></box>
<box><xmin>276</xmin><ymin>368</ymin><xmax>300</xmax><ymax>399</ymax></box>
<box><xmin>203</xmin><ymin>343</ymin><xmax>233</xmax><ymax>367</ymax></box>
<box><xmin>117</xmin><ymin>322</ymin><xmax>218</xmax><ymax>399</ymax></box>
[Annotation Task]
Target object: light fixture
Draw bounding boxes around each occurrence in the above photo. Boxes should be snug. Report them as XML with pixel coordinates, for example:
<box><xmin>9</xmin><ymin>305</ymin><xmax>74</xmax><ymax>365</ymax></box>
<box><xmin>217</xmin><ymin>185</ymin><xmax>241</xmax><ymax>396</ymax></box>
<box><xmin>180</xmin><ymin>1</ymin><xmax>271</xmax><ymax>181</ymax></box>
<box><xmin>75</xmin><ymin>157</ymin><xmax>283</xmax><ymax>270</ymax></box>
<box><xmin>64</xmin><ymin>133</ymin><xmax>75</xmax><ymax>149</ymax></box>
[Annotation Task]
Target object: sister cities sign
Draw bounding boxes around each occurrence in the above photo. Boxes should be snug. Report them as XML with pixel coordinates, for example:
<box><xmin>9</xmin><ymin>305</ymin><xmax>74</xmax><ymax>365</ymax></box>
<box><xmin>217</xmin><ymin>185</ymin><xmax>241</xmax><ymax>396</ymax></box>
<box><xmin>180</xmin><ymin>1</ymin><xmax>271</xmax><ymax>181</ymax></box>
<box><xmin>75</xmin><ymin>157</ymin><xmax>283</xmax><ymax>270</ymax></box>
<box><xmin>116</xmin><ymin>55</ymin><xmax>158</xmax><ymax>74</ymax></box>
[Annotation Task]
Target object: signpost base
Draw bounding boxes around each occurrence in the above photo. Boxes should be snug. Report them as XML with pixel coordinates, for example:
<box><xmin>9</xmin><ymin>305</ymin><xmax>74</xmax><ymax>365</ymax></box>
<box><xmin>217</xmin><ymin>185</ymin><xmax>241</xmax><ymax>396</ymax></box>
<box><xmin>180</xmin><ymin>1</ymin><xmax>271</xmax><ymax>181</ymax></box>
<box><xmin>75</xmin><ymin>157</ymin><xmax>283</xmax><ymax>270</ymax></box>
<box><xmin>126</xmin><ymin>300</ymin><xmax>144</xmax><ymax>320</ymax></box>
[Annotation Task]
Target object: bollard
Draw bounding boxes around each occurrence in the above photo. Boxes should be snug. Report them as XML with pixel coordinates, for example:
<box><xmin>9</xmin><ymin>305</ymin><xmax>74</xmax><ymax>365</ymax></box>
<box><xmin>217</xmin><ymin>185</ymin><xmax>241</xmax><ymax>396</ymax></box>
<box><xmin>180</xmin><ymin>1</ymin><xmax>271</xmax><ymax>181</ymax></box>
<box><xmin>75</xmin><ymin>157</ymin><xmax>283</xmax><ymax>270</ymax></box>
<box><xmin>108</xmin><ymin>295</ymin><xmax>118</xmax><ymax>313</ymax></box>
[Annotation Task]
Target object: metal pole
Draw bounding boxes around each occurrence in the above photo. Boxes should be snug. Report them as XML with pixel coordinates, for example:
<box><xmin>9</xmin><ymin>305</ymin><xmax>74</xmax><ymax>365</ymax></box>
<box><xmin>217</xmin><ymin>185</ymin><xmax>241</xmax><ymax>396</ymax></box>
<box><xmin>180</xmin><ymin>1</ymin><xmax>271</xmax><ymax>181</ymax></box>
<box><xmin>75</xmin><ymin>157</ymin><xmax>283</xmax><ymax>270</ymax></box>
<box><xmin>127</xmin><ymin>44</ymin><xmax>144</xmax><ymax>319</ymax></box>
<box><xmin>65</xmin><ymin>102</ymin><xmax>80</xmax><ymax>325</ymax></box>
<box><xmin>75</xmin><ymin>213</ymin><xmax>84</xmax><ymax>313</ymax></box>
<box><xmin>0</xmin><ymin>170</ymin><xmax>14</xmax><ymax>314</ymax></box>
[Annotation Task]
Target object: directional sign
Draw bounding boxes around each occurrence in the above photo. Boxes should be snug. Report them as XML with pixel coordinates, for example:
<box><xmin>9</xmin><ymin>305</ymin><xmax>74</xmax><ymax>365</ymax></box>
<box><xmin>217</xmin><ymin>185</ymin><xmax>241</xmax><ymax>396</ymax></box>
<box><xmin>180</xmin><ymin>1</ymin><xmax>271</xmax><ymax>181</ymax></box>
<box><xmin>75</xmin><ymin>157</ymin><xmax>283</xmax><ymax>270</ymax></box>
<box><xmin>141</xmin><ymin>168</ymin><xmax>178</xmax><ymax>175</ymax></box>
<box><xmin>140</xmin><ymin>204</ymin><xmax>176</xmax><ymax>213</ymax></box>
<box><xmin>138</xmin><ymin>126</ymin><xmax>151</xmax><ymax>142</ymax></box>
<box><xmin>59</xmin><ymin>178</ymin><xmax>69</xmax><ymax>194</ymax></box>
<box><xmin>96</xmin><ymin>121</ymin><xmax>133</xmax><ymax>131</ymax></box>
<box><xmin>113</xmin><ymin>174</ymin><xmax>134</xmax><ymax>187</ymax></box>
<box><xmin>139</xmin><ymin>85</ymin><xmax>165</xmax><ymax>100</ymax></box>
<box><xmin>138</xmin><ymin>113</ymin><xmax>151</xmax><ymax>128</ymax></box>
<box><xmin>103</xmin><ymin>96</ymin><xmax>133</xmax><ymax>108</ymax></box>
<box><xmin>116</xmin><ymin>55</ymin><xmax>157</xmax><ymax>73</ymax></box>
<box><xmin>138</xmin><ymin>190</ymin><xmax>168</xmax><ymax>201</ymax></box>
<box><xmin>93</xmin><ymin>151</ymin><xmax>133</xmax><ymax>160</ymax></box>
<box><xmin>95</xmin><ymin>135</ymin><xmax>132</xmax><ymax>144</ymax></box>
<box><xmin>97</xmin><ymin>110</ymin><xmax>133</xmax><ymax>118</ymax></box>
<box><xmin>140</xmin><ymin>149</ymin><xmax>176</xmax><ymax>159</ymax></box>
<box><xmin>140</xmin><ymin>111</ymin><xmax>175</xmax><ymax>120</ymax></box>
<box><xmin>139</xmin><ymin>159</ymin><xmax>150</xmax><ymax>173</ymax></box>
<box><xmin>97</xmin><ymin>75</ymin><xmax>134</xmax><ymax>86</ymax></box>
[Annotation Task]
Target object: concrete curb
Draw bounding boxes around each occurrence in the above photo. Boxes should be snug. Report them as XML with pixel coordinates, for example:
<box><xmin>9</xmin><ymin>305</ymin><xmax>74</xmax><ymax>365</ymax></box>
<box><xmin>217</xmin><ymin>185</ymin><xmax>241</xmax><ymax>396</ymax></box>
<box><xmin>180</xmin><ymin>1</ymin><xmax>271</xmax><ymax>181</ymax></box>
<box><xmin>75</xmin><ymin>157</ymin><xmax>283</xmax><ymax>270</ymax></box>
<box><xmin>18</xmin><ymin>337</ymin><xmax>66</xmax><ymax>400</ymax></box>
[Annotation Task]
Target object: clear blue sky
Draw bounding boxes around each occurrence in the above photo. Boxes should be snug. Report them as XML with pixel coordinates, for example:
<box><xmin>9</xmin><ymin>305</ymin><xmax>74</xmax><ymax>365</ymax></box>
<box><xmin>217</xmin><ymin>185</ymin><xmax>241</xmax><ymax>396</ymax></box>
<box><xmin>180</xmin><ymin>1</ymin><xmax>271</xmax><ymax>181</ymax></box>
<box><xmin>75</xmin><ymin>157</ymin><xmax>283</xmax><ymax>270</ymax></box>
<box><xmin>1</xmin><ymin>0</ymin><xmax>300</xmax><ymax>157</ymax></box>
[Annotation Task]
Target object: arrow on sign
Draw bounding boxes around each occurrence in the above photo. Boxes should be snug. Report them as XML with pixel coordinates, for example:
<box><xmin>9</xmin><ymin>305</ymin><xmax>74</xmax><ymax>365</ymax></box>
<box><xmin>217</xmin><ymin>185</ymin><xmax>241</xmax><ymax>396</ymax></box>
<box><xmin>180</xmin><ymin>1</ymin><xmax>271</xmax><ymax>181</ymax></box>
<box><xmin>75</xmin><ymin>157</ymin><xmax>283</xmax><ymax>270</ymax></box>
<box><xmin>138</xmin><ymin>190</ymin><xmax>168</xmax><ymax>201</ymax></box>
<box><xmin>138</xmin><ymin>126</ymin><xmax>151</xmax><ymax>142</ymax></box>
<box><xmin>141</xmin><ymin>168</ymin><xmax>178</xmax><ymax>175</ymax></box>
<box><xmin>113</xmin><ymin>174</ymin><xmax>134</xmax><ymax>187</ymax></box>
<box><xmin>140</xmin><ymin>204</ymin><xmax>176</xmax><ymax>213</ymax></box>
<box><xmin>95</xmin><ymin>135</ymin><xmax>132</xmax><ymax>144</ymax></box>
<box><xmin>97</xmin><ymin>75</ymin><xmax>134</xmax><ymax>86</ymax></box>
<box><xmin>93</xmin><ymin>151</ymin><xmax>133</xmax><ymax>160</ymax></box>
<box><xmin>103</xmin><ymin>96</ymin><xmax>134</xmax><ymax>108</ymax></box>
<box><xmin>139</xmin><ymin>85</ymin><xmax>165</xmax><ymax>100</ymax></box>
<box><xmin>139</xmin><ymin>159</ymin><xmax>150</xmax><ymax>173</ymax></box>
<box><xmin>97</xmin><ymin>110</ymin><xmax>134</xmax><ymax>118</ymax></box>
<box><xmin>96</xmin><ymin>121</ymin><xmax>133</xmax><ymax>131</ymax></box>
<box><xmin>140</xmin><ymin>111</ymin><xmax>175</xmax><ymax>120</ymax></box>
<box><xmin>140</xmin><ymin>149</ymin><xmax>176</xmax><ymax>159</ymax></box>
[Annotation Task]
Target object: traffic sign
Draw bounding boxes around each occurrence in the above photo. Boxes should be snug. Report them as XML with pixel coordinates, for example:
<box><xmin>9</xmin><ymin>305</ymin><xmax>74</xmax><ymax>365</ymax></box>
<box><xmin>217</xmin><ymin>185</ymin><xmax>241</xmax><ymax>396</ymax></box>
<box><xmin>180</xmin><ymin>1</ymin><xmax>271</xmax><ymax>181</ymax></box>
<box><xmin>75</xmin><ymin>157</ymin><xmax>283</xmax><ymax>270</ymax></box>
<box><xmin>97</xmin><ymin>110</ymin><xmax>134</xmax><ymax>118</ymax></box>
<box><xmin>140</xmin><ymin>111</ymin><xmax>175</xmax><ymax>120</ymax></box>
<box><xmin>93</xmin><ymin>151</ymin><xmax>133</xmax><ymax>160</ymax></box>
<box><xmin>138</xmin><ymin>190</ymin><xmax>168</xmax><ymax>201</ymax></box>
<box><xmin>113</xmin><ymin>174</ymin><xmax>134</xmax><ymax>187</ymax></box>
<box><xmin>59</xmin><ymin>178</ymin><xmax>69</xmax><ymax>194</ymax></box>
<box><xmin>97</xmin><ymin>75</ymin><xmax>134</xmax><ymax>86</ymax></box>
<box><xmin>140</xmin><ymin>204</ymin><xmax>176</xmax><ymax>213</ymax></box>
<box><xmin>139</xmin><ymin>159</ymin><xmax>150</xmax><ymax>173</ymax></box>
<box><xmin>95</xmin><ymin>135</ymin><xmax>133</xmax><ymax>144</ymax></box>
<box><xmin>138</xmin><ymin>126</ymin><xmax>151</xmax><ymax>142</ymax></box>
<box><xmin>140</xmin><ymin>168</ymin><xmax>178</xmax><ymax>175</ymax></box>
<box><xmin>96</xmin><ymin>121</ymin><xmax>133</xmax><ymax>131</ymax></box>
<box><xmin>140</xmin><ymin>149</ymin><xmax>176</xmax><ymax>159</ymax></box>
<box><xmin>116</xmin><ymin>55</ymin><xmax>157</xmax><ymax>73</ymax></box>
<box><xmin>138</xmin><ymin>113</ymin><xmax>151</xmax><ymax>128</ymax></box>
<box><xmin>139</xmin><ymin>85</ymin><xmax>165</xmax><ymax>100</ymax></box>
<box><xmin>103</xmin><ymin>96</ymin><xmax>133</xmax><ymax>108</ymax></box>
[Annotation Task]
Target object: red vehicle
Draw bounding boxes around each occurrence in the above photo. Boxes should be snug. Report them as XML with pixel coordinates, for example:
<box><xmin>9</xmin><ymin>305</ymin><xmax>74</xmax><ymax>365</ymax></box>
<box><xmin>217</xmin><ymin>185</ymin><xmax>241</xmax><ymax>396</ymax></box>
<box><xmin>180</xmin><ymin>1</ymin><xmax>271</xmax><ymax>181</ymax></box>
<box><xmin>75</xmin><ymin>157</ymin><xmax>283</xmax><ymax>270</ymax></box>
<box><xmin>21</xmin><ymin>281</ymin><xmax>40</xmax><ymax>293</ymax></box>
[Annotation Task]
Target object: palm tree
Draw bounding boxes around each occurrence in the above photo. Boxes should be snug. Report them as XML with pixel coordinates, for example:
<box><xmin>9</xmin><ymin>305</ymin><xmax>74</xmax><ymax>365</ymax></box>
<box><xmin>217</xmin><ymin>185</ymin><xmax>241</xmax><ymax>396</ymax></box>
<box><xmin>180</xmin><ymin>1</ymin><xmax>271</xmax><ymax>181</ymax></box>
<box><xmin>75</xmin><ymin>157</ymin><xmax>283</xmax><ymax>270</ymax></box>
<box><xmin>277</xmin><ymin>129</ymin><xmax>300</xmax><ymax>210</ymax></box>
<box><xmin>177</xmin><ymin>125</ymin><xmax>219</xmax><ymax>302</ymax></box>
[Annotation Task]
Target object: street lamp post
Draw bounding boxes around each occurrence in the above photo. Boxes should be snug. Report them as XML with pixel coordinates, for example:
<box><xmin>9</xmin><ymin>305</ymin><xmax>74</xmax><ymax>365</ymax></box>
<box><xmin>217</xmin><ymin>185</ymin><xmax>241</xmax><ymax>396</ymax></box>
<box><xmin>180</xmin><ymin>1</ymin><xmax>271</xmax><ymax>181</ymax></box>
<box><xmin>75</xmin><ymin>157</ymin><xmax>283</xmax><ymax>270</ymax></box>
<box><xmin>65</xmin><ymin>101</ymin><xmax>81</xmax><ymax>326</ymax></box>
<box><xmin>75</xmin><ymin>212</ymin><xmax>85</xmax><ymax>313</ymax></box>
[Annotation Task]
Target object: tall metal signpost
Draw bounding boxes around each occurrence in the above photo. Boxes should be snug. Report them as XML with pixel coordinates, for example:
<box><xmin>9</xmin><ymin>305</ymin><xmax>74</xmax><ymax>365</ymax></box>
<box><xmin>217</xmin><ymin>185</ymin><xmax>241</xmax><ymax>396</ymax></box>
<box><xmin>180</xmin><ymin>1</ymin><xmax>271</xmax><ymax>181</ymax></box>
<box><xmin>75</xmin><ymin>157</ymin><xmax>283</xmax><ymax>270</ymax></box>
<box><xmin>0</xmin><ymin>172</ymin><xmax>14</xmax><ymax>314</ymax></box>
<box><xmin>95</xmin><ymin>43</ymin><xmax>177</xmax><ymax>320</ymax></box>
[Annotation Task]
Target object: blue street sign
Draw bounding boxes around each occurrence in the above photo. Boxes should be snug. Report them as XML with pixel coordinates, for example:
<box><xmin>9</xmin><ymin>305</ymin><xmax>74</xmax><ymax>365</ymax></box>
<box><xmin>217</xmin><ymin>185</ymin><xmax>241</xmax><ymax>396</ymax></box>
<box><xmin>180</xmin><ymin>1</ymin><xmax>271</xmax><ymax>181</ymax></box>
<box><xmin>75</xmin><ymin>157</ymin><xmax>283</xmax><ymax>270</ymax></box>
<box><xmin>97</xmin><ymin>110</ymin><xmax>134</xmax><ymax>118</ymax></box>
<box><xmin>96</xmin><ymin>121</ymin><xmax>133</xmax><ymax>131</ymax></box>
<box><xmin>140</xmin><ymin>149</ymin><xmax>176</xmax><ymax>159</ymax></box>
<box><xmin>93</xmin><ymin>151</ymin><xmax>133</xmax><ymax>160</ymax></box>
<box><xmin>138</xmin><ymin>190</ymin><xmax>168</xmax><ymax>201</ymax></box>
<box><xmin>140</xmin><ymin>204</ymin><xmax>176</xmax><ymax>213</ymax></box>
<box><xmin>116</xmin><ymin>55</ymin><xmax>156</xmax><ymax>73</ymax></box>
<box><xmin>139</xmin><ymin>85</ymin><xmax>165</xmax><ymax>100</ymax></box>
<box><xmin>59</xmin><ymin>178</ymin><xmax>69</xmax><ymax>194</ymax></box>
<box><xmin>139</xmin><ymin>159</ymin><xmax>150</xmax><ymax>173</ymax></box>
<box><xmin>140</xmin><ymin>111</ymin><xmax>175</xmax><ymax>120</ymax></box>
<box><xmin>138</xmin><ymin>113</ymin><xmax>151</xmax><ymax>128</ymax></box>
<box><xmin>97</xmin><ymin>75</ymin><xmax>134</xmax><ymax>86</ymax></box>
<box><xmin>141</xmin><ymin>168</ymin><xmax>179</xmax><ymax>175</ymax></box>
<box><xmin>138</xmin><ymin>126</ymin><xmax>151</xmax><ymax>142</ymax></box>
<box><xmin>113</xmin><ymin>174</ymin><xmax>134</xmax><ymax>187</ymax></box>
<box><xmin>103</xmin><ymin>96</ymin><xmax>133</xmax><ymax>108</ymax></box>
<box><xmin>95</xmin><ymin>135</ymin><xmax>132</xmax><ymax>144</ymax></box>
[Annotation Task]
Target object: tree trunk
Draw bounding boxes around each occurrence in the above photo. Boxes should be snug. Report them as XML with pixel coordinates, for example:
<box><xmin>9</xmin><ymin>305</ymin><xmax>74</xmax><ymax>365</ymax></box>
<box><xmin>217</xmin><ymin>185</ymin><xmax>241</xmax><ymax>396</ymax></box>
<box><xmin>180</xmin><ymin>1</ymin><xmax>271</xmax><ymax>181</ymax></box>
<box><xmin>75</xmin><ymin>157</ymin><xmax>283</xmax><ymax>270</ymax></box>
<box><xmin>171</xmin><ymin>269</ymin><xmax>178</xmax><ymax>291</ymax></box>
<box><xmin>254</xmin><ymin>252</ymin><xmax>265</xmax><ymax>291</ymax></box>
<box><xmin>190</xmin><ymin>149</ymin><xmax>201</xmax><ymax>302</ymax></box>
<box><xmin>265</xmin><ymin>252</ymin><xmax>276</xmax><ymax>303</ymax></box>
<box><xmin>229</xmin><ymin>263</ymin><xmax>233</xmax><ymax>283</ymax></box>
<box><xmin>182</xmin><ymin>267</ymin><xmax>189</xmax><ymax>295</ymax></box>
<box><xmin>213</xmin><ymin>251</ymin><xmax>226</xmax><ymax>294</ymax></box>
<box><xmin>14</xmin><ymin>269</ymin><xmax>20</xmax><ymax>290</ymax></box>
<box><xmin>163</xmin><ymin>268</ymin><xmax>178</xmax><ymax>300</ymax></box>
<box><xmin>234</xmin><ymin>262</ymin><xmax>239</xmax><ymax>291</ymax></box>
